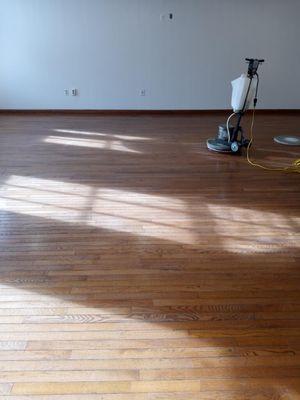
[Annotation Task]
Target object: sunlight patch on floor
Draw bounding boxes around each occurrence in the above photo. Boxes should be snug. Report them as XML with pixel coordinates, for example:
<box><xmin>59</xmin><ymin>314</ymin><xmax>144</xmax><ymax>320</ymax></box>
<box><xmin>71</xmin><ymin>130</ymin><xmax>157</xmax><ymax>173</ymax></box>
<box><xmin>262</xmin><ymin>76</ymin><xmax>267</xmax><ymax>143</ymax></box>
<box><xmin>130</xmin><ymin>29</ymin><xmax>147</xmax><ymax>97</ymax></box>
<box><xmin>208</xmin><ymin>204</ymin><xmax>300</xmax><ymax>253</ymax></box>
<box><xmin>45</xmin><ymin>136</ymin><xmax>142</xmax><ymax>154</ymax></box>
<box><xmin>1</xmin><ymin>175</ymin><xmax>196</xmax><ymax>245</ymax></box>
<box><xmin>53</xmin><ymin>129</ymin><xmax>153</xmax><ymax>141</ymax></box>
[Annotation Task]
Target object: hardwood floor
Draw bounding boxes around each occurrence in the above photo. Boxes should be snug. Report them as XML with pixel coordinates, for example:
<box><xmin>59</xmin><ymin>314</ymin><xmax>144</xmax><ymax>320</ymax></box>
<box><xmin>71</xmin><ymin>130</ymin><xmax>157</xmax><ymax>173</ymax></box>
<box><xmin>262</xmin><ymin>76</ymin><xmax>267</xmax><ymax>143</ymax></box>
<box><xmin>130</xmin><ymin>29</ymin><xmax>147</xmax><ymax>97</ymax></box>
<box><xmin>0</xmin><ymin>111</ymin><xmax>299</xmax><ymax>399</ymax></box>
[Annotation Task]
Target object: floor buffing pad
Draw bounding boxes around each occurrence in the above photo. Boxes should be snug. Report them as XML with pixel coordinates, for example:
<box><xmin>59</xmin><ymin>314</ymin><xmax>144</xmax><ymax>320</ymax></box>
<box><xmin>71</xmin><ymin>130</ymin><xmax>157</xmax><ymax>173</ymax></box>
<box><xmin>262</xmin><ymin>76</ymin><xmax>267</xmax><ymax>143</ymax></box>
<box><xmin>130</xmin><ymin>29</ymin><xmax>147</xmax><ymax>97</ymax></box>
<box><xmin>206</xmin><ymin>138</ymin><xmax>232</xmax><ymax>153</ymax></box>
<box><xmin>206</xmin><ymin>124</ymin><xmax>234</xmax><ymax>153</ymax></box>
<box><xmin>274</xmin><ymin>136</ymin><xmax>300</xmax><ymax>146</ymax></box>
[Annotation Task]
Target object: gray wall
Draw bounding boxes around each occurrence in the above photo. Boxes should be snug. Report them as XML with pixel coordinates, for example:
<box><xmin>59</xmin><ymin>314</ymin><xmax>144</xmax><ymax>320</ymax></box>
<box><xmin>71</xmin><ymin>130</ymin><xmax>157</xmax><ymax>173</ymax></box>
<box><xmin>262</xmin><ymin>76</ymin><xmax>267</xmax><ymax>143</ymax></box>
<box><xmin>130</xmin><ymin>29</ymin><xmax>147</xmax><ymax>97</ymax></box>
<box><xmin>0</xmin><ymin>0</ymin><xmax>299</xmax><ymax>110</ymax></box>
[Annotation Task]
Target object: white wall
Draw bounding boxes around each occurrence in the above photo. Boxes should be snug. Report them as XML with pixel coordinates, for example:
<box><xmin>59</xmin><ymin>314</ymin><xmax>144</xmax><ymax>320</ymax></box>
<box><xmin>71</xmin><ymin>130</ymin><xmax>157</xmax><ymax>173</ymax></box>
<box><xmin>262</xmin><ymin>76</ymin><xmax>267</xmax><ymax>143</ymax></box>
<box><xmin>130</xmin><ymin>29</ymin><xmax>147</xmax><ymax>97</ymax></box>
<box><xmin>0</xmin><ymin>0</ymin><xmax>299</xmax><ymax>110</ymax></box>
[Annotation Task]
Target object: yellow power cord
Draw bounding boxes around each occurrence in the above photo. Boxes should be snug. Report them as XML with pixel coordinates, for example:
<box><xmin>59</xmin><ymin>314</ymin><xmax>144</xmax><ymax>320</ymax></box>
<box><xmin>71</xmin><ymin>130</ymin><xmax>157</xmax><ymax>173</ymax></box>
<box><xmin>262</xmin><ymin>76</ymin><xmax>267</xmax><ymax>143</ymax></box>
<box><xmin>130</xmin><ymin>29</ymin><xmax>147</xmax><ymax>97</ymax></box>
<box><xmin>246</xmin><ymin>108</ymin><xmax>300</xmax><ymax>173</ymax></box>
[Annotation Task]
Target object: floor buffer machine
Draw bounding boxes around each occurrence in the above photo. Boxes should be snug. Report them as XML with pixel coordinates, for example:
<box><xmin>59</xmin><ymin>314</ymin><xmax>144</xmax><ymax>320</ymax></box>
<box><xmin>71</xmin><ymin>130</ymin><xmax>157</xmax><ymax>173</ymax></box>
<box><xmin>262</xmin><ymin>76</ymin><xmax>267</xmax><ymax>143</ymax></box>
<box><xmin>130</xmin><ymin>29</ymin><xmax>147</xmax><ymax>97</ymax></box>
<box><xmin>207</xmin><ymin>58</ymin><xmax>264</xmax><ymax>154</ymax></box>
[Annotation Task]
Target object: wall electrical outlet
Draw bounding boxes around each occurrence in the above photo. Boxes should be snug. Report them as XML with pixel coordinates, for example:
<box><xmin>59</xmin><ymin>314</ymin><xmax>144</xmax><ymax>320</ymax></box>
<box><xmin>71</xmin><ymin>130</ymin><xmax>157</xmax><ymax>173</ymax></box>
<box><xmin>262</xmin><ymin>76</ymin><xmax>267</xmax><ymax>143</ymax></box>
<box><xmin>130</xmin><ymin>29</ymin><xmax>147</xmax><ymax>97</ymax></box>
<box><xmin>71</xmin><ymin>88</ymin><xmax>78</xmax><ymax>96</ymax></box>
<box><xmin>140</xmin><ymin>89</ymin><xmax>146</xmax><ymax>97</ymax></box>
<box><xmin>64</xmin><ymin>89</ymin><xmax>69</xmax><ymax>96</ymax></box>
<box><xmin>160</xmin><ymin>13</ymin><xmax>174</xmax><ymax>21</ymax></box>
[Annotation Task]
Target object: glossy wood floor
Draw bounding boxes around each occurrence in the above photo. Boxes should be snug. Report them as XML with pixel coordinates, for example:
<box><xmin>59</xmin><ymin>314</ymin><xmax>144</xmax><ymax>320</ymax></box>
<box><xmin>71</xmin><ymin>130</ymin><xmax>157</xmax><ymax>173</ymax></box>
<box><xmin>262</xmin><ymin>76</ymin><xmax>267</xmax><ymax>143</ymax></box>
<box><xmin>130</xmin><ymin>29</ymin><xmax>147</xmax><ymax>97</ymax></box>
<box><xmin>0</xmin><ymin>112</ymin><xmax>299</xmax><ymax>399</ymax></box>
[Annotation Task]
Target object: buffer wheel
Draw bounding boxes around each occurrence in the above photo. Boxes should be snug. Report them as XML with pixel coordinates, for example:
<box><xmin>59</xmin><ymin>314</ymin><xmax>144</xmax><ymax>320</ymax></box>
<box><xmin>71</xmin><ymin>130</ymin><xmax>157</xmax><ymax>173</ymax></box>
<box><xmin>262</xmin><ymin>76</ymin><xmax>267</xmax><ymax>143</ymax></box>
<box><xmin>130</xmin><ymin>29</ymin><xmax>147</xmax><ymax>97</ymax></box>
<box><xmin>231</xmin><ymin>141</ymin><xmax>240</xmax><ymax>153</ymax></box>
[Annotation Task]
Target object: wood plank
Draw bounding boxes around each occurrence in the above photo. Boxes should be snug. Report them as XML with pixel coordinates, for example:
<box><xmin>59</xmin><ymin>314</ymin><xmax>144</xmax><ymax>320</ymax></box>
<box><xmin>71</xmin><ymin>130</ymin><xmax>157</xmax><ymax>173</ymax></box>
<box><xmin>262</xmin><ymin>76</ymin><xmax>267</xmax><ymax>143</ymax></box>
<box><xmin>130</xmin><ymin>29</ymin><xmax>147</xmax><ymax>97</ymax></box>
<box><xmin>26</xmin><ymin>337</ymin><xmax>235</xmax><ymax>350</ymax></box>
<box><xmin>11</xmin><ymin>382</ymin><xmax>131</xmax><ymax>395</ymax></box>
<box><xmin>1</xmin><ymin>355</ymin><xmax>300</xmax><ymax>372</ymax></box>
<box><xmin>11</xmin><ymin>378</ymin><xmax>300</xmax><ymax>395</ymax></box>
<box><xmin>0</xmin><ymin>393</ymin><xmax>297</xmax><ymax>400</ymax></box>
<box><xmin>0</xmin><ymin>369</ymin><xmax>138</xmax><ymax>382</ymax></box>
